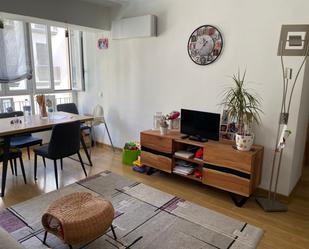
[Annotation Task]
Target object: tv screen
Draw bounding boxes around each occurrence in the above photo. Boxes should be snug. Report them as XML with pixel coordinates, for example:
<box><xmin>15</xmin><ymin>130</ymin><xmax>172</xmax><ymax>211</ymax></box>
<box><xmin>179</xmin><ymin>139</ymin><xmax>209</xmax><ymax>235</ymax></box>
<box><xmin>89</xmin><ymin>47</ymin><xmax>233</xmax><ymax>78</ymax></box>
<box><xmin>181</xmin><ymin>109</ymin><xmax>220</xmax><ymax>141</ymax></box>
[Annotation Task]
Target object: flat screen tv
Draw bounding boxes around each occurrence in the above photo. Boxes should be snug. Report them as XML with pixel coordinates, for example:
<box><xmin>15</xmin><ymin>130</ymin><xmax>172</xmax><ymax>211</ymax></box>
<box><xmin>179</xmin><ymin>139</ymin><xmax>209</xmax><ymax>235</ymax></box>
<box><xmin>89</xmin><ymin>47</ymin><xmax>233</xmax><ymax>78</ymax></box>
<box><xmin>180</xmin><ymin>109</ymin><xmax>220</xmax><ymax>141</ymax></box>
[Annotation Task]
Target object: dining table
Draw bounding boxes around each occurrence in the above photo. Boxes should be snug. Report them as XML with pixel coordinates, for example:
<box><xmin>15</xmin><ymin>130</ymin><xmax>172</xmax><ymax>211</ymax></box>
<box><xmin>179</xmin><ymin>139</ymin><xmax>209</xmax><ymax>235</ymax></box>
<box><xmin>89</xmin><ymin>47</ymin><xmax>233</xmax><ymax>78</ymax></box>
<box><xmin>0</xmin><ymin>111</ymin><xmax>94</xmax><ymax>197</ymax></box>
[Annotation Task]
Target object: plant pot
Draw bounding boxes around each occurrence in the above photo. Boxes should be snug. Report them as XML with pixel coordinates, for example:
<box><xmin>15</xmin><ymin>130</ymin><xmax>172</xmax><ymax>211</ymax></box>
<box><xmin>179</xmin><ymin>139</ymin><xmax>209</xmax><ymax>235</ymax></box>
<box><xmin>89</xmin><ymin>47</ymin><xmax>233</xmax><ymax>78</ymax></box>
<box><xmin>160</xmin><ymin>126</ymin><xmax>168</xmax><ymax>135</ymax></box>
<box><xmin>235</xmin><ymin>133</ymin><xmax>254</xmax><ymax>151</ymax></box>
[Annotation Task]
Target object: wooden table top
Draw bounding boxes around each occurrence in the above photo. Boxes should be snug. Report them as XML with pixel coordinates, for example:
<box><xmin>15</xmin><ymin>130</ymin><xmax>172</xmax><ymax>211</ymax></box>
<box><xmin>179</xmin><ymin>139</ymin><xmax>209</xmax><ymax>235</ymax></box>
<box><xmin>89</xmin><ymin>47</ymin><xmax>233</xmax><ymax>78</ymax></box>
<box><xmin>0</xmin><ymin>112</ymin><xmax>93</xmax><ymax>137</ymax></box>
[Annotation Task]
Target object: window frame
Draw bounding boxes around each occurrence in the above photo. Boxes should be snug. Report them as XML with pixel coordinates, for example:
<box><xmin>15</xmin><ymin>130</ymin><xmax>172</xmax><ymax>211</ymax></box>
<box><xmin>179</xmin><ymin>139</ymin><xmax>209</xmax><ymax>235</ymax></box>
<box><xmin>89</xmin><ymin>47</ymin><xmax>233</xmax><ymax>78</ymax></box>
<box><xmin>0</xmin><ymin>19</ymin><xmax>84</xmax><ymax>114</ymax></box>
<box><xmin>30</xmin><ymin>23</ymin><xmax>72</xmax><ymax>93</ymax></box>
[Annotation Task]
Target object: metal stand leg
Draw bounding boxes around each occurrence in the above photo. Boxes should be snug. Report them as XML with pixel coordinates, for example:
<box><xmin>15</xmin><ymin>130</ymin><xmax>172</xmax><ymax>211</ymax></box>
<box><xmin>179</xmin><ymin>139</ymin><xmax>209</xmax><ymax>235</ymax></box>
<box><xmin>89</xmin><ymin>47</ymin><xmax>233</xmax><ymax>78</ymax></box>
<box><xmin>53</xmin><ymin>160</ymin><xmax>59</xmax><ymax>189</ymax></box>
<box><xmin>43</xmin><ymin>231</ymin><xmax>48</xmax><ymax>244</ymax></box>
<box><xmin>104</xmin><ymin>123</ymin><xmax>115</xmax><ymax>152</ymax></box>
<box><xmin>42</xmin><ymin>157</ymin><xmax>46</xmax><ymax>167</ymax></box>
<box><xmin>77</xmin><ymin>152</ymin><xmax>87</xmax><ymax>177</ymax></box>
<box><xmin>110</xmin><ymin>225</ymin><xmax>117</xmax><ymax>240</ymax></box>
<box><xmin>80</xmin><ymin>133</ymin><xmax>93</xmax><ymax>166</ymax></box>
<box><xmin>34</xmin><ymin>154</ymin><xmax>38</xmax><ymax>181</ymax></box>
<box><xmin>256</xmin><ymin>119</ymin><xmax>288</xmax><ymax>212</ymax></box>
<box><xmin>60</xmin><ymin>158</ymin><xmax>63</xmax><ymax>170</ymax></box>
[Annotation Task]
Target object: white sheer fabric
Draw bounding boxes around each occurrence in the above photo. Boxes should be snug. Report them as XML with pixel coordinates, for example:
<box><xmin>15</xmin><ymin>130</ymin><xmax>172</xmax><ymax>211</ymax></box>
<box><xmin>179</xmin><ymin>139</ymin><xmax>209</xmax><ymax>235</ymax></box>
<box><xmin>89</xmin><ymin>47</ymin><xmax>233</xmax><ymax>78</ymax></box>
<box><xmin>0</xmin><ymin>20</ymin><xmax>32</xmax><ymax>83</ymax></box>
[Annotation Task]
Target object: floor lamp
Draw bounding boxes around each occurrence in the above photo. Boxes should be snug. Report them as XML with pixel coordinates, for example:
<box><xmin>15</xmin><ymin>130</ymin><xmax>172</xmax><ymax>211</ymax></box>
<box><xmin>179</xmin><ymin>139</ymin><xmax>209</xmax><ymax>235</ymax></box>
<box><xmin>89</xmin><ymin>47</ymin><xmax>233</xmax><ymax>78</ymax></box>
<box><xmin>256</xmin><ymin>25</ymin><xmax>309</xmax><ymax>212</ymax></box>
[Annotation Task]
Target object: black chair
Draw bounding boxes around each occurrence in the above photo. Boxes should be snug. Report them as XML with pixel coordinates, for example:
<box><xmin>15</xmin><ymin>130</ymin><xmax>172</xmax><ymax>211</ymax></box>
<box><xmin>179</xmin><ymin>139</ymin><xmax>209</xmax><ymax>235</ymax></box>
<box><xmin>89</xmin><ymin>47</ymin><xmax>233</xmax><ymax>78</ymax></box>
<box><xmin>57</xmin><ymin>103</ymin><xmax>93</xmax><ymax>166</ymax></box>
<box><xmin>0</xmin><ymin>111</ymin><xmax>43</xmax><ymax>161</ymax></box>
<box><xmin>0</xmin><ymin>145</ymin><xmax>27</xmax><ymax>184</ymax></box>
<box><xmin>56</xmin><ymin>103</ymin><xmax>92</xmax><ymax>133</ymax></box>
<box><xmin>34</xmin><ymin>121</ymin><xmax>87</xmax><ymax>189</ymax></box>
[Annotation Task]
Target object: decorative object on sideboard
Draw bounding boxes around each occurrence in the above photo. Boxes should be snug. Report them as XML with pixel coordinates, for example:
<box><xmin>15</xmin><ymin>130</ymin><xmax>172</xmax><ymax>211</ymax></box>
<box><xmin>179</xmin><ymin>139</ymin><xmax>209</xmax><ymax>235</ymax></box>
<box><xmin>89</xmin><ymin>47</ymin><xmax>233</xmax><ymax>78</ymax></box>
<box><xmin>167</xmin><ymin>111</ymin><xmax>180</xmax><ymax>130</ymax></box>
<box><xmin>220</xmin><ymin>110</ymin><xmax>237</xmax><ymax>141</ymax></box>
<box><xmin>153</xmin><ymin>112</ymin><xmax>163</xmax><ymax>130</ymax></box>
<box><xmin>187</xmin><ymin>25</ymin><xmax>223</xmax><ymax>66</ymax></box>
<box><xmin>159</xmin><ymin>116</ymin><xmax>169</xmax><ymax>135</ymax></box>
<box><xmin>220</xmin><ymin>71</ymin><xmax>263</xmax><ymax>151</ymax></box>
<box><xmin>36</xmin><ymin>95</ymin><xmax>48</xmax><ymax>119</ymax></box>
<box><xmin>256</xmin><ymin>25</ymin><xmax>309</xmax><ymax>213</ymax></box>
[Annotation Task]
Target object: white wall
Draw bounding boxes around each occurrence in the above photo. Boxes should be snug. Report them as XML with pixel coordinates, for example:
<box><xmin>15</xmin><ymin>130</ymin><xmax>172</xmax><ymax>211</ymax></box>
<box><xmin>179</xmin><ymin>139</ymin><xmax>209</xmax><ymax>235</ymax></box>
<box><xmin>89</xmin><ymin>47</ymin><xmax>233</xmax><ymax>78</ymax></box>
<box><xmin>0</xmin><ymin>0</ymin><xmax>111</xmax><ymax>30</ymax></box>
<box><xmin>290</xmin><ymin>63</ymin><xmax>309</xmax><ymax>193</ymax></box>
<box><xmin>78</xmin><ymin>0</ymin><xmax>309</xmax><ymax>196</ymax></box>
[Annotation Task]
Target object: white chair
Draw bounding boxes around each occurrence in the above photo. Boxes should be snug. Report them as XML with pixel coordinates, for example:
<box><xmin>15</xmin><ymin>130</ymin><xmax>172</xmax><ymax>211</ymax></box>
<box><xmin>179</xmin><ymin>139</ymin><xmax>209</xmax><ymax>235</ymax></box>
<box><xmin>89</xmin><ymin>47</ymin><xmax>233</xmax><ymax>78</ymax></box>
<box><xmin>92</xmin><ymin>105</ymin><xmax>115</xmax><ymax>152</ymax></box>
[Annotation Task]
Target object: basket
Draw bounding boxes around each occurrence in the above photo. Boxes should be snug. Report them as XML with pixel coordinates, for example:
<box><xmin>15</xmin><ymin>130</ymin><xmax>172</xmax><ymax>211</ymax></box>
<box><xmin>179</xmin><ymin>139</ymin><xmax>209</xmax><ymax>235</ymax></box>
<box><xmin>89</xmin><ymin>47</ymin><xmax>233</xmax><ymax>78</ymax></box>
<box><xmin>122</xmin><ymin>149</ymin><xmax>140</xmax><ymax>165</ymax></box>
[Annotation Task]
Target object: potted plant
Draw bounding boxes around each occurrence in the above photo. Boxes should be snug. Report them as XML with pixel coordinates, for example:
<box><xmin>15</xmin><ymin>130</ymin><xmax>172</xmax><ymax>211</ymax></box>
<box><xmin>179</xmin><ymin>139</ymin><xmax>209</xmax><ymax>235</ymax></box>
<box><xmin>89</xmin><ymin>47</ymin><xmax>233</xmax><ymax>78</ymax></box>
<box><xmin>159</xmin><ymin>116</ymin><xmax>169</xmax><ymax>135</ymax></box>
<box><xmin>221</xmin><ymin>71</ymin><xmax>262</xmax><ymax>151</ymax></box>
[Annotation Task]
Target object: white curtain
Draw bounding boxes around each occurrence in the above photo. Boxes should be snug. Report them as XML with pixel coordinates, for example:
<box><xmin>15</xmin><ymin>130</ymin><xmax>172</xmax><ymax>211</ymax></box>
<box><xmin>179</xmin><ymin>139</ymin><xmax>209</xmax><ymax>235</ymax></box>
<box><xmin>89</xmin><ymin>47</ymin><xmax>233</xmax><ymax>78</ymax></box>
<box><xmin>0</xmin><ymin>19</ymin><xmax>32</xmax><ymax>83</ymax></box>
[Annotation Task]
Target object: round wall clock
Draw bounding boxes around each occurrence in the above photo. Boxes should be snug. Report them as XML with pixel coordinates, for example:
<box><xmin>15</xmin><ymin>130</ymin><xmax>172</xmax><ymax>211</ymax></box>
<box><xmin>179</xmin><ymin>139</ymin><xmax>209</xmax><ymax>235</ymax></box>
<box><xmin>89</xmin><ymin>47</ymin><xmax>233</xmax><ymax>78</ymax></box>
<box><xmin>187</xmin><ymin>25</ymin><xmax>223</xmax><ymax>65</ymax></box>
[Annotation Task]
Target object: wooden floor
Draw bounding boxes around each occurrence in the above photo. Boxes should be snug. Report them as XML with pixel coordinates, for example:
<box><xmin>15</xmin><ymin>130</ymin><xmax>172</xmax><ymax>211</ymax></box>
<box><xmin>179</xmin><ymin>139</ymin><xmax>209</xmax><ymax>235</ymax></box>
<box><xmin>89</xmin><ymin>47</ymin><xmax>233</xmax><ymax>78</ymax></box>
<box><xmin>0</xmin><ymin>146</ymin><xmax>308</xmax><ymax>249</ymax></box>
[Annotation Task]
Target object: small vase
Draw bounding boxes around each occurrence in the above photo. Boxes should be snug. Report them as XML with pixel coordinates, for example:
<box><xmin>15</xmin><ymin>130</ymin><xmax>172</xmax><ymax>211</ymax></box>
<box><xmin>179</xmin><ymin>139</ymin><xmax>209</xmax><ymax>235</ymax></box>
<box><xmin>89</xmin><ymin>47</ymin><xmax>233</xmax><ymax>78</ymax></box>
<box><xmin>235</xmin><ymin>133</ymin><xmax>254</xmax><ymax>151</ymax></box>
<box><xmin>160</xmin><ymin>126</ymin><xmax>168</xmax><ymax>135</ymax></box>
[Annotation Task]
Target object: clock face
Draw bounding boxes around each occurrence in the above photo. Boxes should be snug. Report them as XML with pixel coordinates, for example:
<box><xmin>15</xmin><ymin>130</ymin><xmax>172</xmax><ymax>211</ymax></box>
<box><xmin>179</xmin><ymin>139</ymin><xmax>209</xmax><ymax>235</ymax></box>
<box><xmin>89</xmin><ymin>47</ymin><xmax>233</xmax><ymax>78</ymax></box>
<box><xmin>188</xmin><ymin>25</ymin><xmax>223</xmax><ymax>65</ymax></box>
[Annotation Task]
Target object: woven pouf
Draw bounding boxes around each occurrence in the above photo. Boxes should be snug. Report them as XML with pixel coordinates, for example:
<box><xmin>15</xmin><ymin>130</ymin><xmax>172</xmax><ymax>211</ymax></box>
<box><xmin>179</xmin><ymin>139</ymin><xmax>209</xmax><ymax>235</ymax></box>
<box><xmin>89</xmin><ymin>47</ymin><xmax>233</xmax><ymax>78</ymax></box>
<box><xmin>41</xmin><ymin>192</ymin><xmax>115</xmax><ymax>246</ymax></box>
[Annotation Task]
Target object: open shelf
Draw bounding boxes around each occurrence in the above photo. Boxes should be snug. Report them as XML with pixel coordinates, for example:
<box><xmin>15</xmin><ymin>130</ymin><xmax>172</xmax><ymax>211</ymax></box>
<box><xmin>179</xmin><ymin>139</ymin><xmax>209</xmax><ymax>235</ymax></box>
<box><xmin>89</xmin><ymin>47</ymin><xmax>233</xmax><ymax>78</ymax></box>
<box><xmin>172</xmin><ymin>171</ymin><xmax>202</xmax><ymax>182</ymax></box>
<box><xmin>173</xmin><ymin>155</ymin><xmax>205</xmax><ymax>165</ymax></box>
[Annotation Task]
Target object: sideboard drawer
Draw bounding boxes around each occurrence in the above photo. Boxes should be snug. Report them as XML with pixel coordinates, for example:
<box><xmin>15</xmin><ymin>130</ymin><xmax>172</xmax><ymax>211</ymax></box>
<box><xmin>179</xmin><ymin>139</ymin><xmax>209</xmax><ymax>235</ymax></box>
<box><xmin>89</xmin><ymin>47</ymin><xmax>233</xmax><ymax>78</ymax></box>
<box><xmin>141</xmin><ymin>151</ymin><xmax>172</xmax><ymax>173</ymax></box>
<box><xmin>202</xmin><ymin>168</ymin><xmax>250</xmax><ymax>196</ymax></box>
<box><xmin>141</xmin><ymin>133</ymin><xmax>173</xmax><ymax>154</ymax></box>
<box><xmin>203</xmin><ymin>143</ymin><xmax>253</xmax><ymax>173</ymax></box>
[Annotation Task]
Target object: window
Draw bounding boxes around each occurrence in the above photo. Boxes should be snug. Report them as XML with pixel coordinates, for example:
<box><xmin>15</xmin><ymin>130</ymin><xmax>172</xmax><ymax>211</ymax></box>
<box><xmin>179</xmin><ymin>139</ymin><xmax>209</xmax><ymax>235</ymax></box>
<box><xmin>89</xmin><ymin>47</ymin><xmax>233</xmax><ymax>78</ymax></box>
<box><xmin>9</xmin><ymin>80</ymin><xmax>27</xmax><ymax>91</ymax></box>
<box><xmin>70</xmin><ymin>30</ymin><xmax>84</xmax><ymax>91</ymax></box>
<box><xmin>51</xmin><ymin>26</ymin><xmax>71</xmax><ymax>90</ymax></box>
<box><xmin>0</xmin><ymin>95</ymin><xmax>31</xmax><ymax>113</ymax></box>
<box><xmin>31</xmin><ymin>24</ymin><xmax>51</xmax><ymax>89</ymax></box>
<box><xmin>0</xmin><ymin>18</ymin><xmax>84</xmax><ymax>114</ymax></box>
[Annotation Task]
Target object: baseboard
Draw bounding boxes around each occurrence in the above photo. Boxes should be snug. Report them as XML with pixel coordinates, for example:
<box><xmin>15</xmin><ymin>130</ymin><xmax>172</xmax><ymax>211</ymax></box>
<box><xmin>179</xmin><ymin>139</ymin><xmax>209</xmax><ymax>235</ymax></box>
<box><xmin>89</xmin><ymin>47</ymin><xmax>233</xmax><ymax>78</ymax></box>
<box><xmin>95</xmin><ymin>141</ymin><xmax>122</xmax><ymax>152</ymax></box>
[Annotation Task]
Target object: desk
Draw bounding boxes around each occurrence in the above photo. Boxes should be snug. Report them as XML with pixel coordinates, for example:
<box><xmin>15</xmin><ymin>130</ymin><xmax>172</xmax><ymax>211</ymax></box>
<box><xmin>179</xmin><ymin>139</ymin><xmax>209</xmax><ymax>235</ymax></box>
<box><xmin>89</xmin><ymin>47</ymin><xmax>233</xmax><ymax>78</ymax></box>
<box><xmin>0</xmin><ymin>112</ymin><xmax>93</xmax><ymax>197</ymax></box>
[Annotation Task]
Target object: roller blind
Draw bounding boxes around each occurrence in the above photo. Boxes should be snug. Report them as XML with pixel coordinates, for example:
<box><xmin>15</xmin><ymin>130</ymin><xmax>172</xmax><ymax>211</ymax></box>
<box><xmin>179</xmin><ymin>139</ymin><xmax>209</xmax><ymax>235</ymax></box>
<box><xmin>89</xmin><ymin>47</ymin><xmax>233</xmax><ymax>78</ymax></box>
<box><xmin>0</xmin><ymin>19</ymin><xmax>32</xmax><ymax>83</ymax></box>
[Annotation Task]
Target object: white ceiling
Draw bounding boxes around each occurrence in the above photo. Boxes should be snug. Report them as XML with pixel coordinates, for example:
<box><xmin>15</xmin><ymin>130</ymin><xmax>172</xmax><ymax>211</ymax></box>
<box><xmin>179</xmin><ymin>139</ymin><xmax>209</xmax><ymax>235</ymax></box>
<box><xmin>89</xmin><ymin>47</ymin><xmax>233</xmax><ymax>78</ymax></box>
<box><xmin>79</xmin><ymin>0</ymin><xmax>129</xmax><ymax>7</ymax></box>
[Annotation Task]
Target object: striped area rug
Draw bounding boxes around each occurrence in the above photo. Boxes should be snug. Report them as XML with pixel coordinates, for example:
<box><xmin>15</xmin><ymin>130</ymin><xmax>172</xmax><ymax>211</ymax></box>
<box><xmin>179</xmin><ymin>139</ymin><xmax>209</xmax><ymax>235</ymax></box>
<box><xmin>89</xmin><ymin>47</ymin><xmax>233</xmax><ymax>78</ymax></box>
<box><xmin>0</xmin><ymin>171</ymin><xmax>263</xmax><ymax>249</ymax></box>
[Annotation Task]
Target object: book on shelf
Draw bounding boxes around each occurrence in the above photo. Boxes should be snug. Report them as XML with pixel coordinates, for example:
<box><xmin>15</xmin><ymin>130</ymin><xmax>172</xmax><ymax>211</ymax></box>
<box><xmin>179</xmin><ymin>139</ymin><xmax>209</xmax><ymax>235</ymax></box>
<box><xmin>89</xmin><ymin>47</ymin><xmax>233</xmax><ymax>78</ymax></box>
<box><xmin>174</xmin><ymin>150</ymin><xmax>194</xmax><ymax>159</ymax></box>
<box><xmin>173</xmin><ymin>165</ymin><xmax>195</xmax><ymax>175</ymax></box>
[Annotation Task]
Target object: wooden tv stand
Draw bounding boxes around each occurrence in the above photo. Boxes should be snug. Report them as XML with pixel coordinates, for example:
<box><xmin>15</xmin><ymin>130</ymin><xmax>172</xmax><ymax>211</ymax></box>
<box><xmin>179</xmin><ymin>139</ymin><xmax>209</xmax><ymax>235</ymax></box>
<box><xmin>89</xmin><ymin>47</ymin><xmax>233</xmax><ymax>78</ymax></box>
<box><xmin>140</xmin><ymin>130</ymin><xmax>264</xmax><ymax>207</ymax></box>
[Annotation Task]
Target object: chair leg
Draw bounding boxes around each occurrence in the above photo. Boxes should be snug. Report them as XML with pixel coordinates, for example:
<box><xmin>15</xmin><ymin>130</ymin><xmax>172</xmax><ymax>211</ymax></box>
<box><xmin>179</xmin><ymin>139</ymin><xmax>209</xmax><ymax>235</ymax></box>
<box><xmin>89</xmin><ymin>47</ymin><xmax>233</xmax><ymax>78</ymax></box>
<box><xmin>19</xmin><ymin>156</ymin><xmax>27</xmax><ymax>184</ymax></box>
<box><xmin>10</xmin><ymin>159</ymin><xmax>14</xmax><ymax>175</ymax></box>
<box><xmin>27</xmin><ymin>147</ymin><xmax>30</xmax><ymax>160</ymax></box>
<box><xmin>60</xmin><ymin>158</ymin><xmax>63</xmax><ymax>170</ymax></box>
<box><xmin>77</xmin><ymin>152</ymin><xmax>87</xmax><ymax>177</ymax></box>
<box><xmin>43</xmin><ymin>157</ymin><xmax>46</xmax><ymax>167</ymax></box>
<box><xmin>111</xmin><ymin>225</ymin><xmax>117</xmax><ymax>240</ymax></box>
<box><xmin>34</xmin><ymin>154</ymin><xmax>38</xmax><ymax>181</ymax></box>
<box><xmin>43</xmin><ymin>230</ymin><xmax>48</xmax><ymax>244</ymax></box>
<box><xmin>53</xmin><ymin>160</ymin><xmax>59</xmax><ymax>189</ymax></box>
<box><xmin>80</xmin><ymin>133</ymin><xmax>93</xmax><ymax>166</ymax></box>
<box><xmin>14</xmin><ymin>158</ymin><xmax>17</xmax><ymax>176</ymax></box>
<box><xmin>105</xmin><ymin>123</ymin><xmax>115</xmax><ymax>152</ymax></box>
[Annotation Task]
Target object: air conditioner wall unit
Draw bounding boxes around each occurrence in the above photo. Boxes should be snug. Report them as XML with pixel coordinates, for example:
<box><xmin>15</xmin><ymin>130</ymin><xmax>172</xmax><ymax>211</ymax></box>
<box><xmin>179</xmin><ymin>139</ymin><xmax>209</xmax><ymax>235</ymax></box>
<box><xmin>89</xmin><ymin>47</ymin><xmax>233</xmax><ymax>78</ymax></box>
<box><xmin>111</xmin><ymin>15</ymin><xmax>157</xmax><ymax>40</ymax></box>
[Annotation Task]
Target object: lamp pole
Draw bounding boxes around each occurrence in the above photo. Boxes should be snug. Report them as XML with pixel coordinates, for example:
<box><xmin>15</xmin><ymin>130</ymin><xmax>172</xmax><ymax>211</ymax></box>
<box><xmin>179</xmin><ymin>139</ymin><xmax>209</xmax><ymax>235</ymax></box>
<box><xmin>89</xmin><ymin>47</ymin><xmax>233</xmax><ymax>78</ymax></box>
<box><xmin>256</xmin><ymin>39</ymin><xmax>309</xmax><ymax>212</ymax></box>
